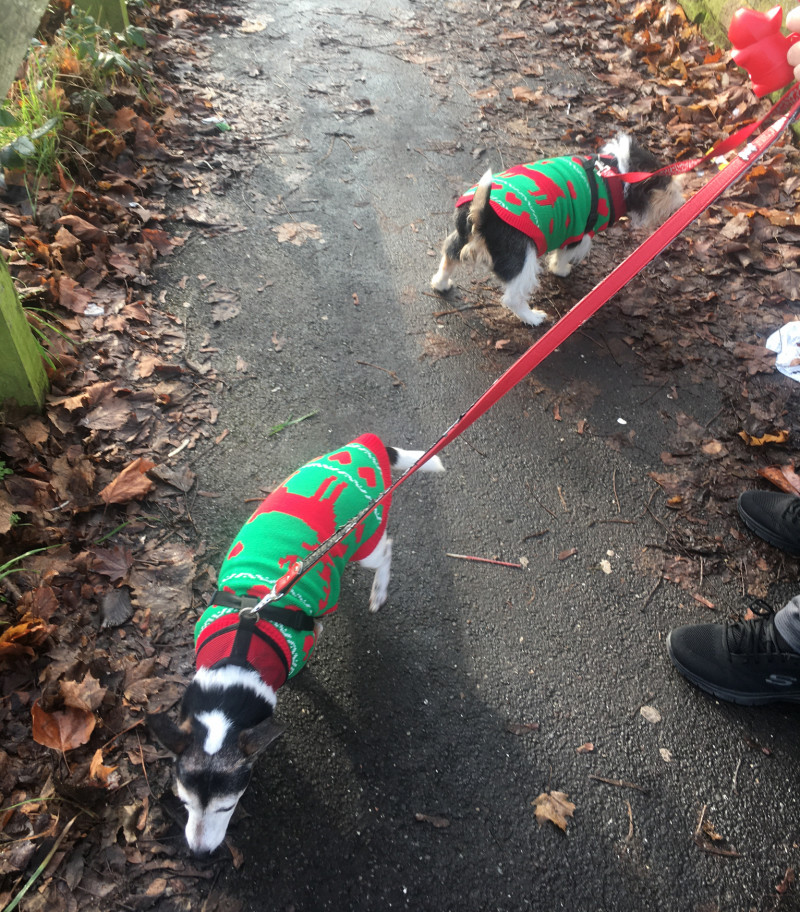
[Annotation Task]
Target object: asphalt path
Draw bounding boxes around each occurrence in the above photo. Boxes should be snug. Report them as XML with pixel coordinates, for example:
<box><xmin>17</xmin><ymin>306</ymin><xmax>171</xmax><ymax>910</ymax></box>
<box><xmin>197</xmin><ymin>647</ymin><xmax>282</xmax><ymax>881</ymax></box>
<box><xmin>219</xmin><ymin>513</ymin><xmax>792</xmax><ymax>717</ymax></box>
<box><xmin>157</xmin><ymin>1</ymin><xmax>800</xmax><ymax>909</ymax></box>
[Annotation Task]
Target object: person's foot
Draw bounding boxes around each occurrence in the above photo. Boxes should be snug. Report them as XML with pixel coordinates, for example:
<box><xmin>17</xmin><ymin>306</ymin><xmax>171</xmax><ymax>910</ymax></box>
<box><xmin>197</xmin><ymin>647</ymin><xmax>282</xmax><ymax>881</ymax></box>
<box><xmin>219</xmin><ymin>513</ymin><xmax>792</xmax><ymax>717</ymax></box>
<box><xmin>737</xmin><ymin>491</ymin><xmax>800</xmax><ymax>557</ymax></box>
<box><xmin>667</xmin><ymin>602</ymin><xmax>800</xmax><ymax>705</ymax></box>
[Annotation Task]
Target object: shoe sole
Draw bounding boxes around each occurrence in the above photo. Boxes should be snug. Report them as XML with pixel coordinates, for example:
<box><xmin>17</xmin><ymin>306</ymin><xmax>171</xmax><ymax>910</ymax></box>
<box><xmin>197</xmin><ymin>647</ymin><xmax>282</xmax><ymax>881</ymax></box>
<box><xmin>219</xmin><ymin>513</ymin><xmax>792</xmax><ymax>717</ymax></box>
<box><xmin>666</xmin><ymin>632</ymin><xmax>800</xmax><ymax>706</ymax></box>
<box><xmin>737</xmin><ymin>503</ymin><xmax>800</xmax><ymax>558</ymax></box>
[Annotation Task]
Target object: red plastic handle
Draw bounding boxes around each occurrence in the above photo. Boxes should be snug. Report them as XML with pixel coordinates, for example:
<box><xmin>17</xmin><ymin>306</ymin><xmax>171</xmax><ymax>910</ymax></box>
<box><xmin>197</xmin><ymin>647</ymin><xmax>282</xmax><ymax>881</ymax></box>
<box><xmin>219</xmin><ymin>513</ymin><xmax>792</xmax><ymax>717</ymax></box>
<box><xmin>728</xmin><ymin>6</ymin><xmax>800</xmax><ymax>97</ymax></box>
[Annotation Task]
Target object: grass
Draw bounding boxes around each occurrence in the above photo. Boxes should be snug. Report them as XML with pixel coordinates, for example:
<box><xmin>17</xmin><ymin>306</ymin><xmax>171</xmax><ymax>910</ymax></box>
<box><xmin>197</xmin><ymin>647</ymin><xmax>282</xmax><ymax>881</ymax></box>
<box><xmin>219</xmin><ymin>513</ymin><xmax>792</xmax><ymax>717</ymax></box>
<box><xmin>0</xmin><ymin>51</ymin><xmax>63</xmax><ymax>191</ymax></box>
<box><xmin>0</xmin><ymin>6</ymin><xmax>148</xmax><ymax>198</ymax></box>
<box><xmin>267</xmin><ymin>412</ymin><xmax>318</xmax><ymax>437</ymax></box>
<box><xmin>23</xmin><ymin>306</ymin><xmax>78</xmax><ymax>370</ymax></box>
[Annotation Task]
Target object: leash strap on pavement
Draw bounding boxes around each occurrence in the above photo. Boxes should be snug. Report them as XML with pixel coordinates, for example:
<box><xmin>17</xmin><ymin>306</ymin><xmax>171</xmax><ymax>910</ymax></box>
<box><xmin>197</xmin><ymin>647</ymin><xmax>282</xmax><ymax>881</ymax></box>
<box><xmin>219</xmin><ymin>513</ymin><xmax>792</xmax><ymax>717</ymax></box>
<box><xmin>243</xmin><ymin>85</ymin><xmax>800</xmax><ymax>618</ymax></box>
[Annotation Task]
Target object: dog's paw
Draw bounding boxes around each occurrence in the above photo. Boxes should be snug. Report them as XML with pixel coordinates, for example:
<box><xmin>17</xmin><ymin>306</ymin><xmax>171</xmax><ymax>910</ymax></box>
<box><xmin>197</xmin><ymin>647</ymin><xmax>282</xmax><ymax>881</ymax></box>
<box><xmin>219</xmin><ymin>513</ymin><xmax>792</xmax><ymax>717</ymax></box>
<box><xmin>430</xmin><ymin>272</ymin><xmax>452</xmax><ymax>293</ymax></box>
<box><xmin>524</xmin><ymin>309</ymin><xmax>549</xmax><ymax>327</ymax></box>
<box><xmin>547</xmin><ymin>251</ymin><xmax>572</xmax><ymax>278</ymax></box>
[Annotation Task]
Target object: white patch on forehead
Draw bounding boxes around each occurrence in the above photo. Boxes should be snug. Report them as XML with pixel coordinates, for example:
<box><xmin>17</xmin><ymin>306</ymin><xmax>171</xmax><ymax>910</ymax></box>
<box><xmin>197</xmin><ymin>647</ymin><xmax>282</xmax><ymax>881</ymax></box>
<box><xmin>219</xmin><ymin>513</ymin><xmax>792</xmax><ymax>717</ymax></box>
<box><xmin>196</xmin><ymin>710</ymin><xmax>230</xmax><ymax>755</ymax></box>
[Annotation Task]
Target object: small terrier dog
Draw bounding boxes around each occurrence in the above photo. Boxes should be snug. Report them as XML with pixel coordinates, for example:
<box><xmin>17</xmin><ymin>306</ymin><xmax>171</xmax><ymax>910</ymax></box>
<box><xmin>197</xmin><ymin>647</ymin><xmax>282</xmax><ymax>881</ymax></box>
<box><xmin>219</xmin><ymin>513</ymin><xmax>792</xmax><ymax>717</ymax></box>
<box><xmin>148</xmin><ymin>434</ymin><xmax>443</xmax><ymax>855</ymax></box>
<box><xmin>431</xmin><ymin>133</ymin><xmax>683</xmax><ymax>326</ymax></box>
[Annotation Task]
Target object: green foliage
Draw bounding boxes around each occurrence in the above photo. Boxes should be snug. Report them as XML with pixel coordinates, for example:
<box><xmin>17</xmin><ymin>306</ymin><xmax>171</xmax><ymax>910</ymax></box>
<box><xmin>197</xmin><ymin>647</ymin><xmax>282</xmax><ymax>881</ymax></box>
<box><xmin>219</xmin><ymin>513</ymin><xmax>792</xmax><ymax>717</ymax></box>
<box><xmin>0</xmin><ymin>460</ymin><xmax>13</xmax><ymax>482</ymax></box>
<box><xmin>0</xmin><ymin>5</ymin><xmax>150</xmax><ymax>182</ymax></box>
<box><xmin>23</xmin><ymin>306</ymin><xmax>78</xmax><ymax>370</ymax></box>
<box><xmin>0</xmin><ymin>51</ymin><xmax>62</xmax><ymax>176</ymax></box>
<box><xmin>57</xmin><ymin>8</ymin><xmax>145</xmax><ymax>78</ymax></box>
<box><xmin>0</xmin><ymin>545</ymin><xmax>58</xmax><ymax>584</ymax></box>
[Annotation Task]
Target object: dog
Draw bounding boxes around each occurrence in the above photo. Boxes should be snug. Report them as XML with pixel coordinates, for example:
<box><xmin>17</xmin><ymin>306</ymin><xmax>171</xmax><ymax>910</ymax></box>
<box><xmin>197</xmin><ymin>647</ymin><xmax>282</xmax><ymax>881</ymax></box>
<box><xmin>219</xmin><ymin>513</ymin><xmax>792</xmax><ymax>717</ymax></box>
<box><xmin>147</xmin><ymin>434</ymin><xmax>444</xmax><ymax>855</ymax></box>
<box><xmin>430</xmin><ymin>133</ymin><xmax>684</xmax><ymax>326</ymax></box>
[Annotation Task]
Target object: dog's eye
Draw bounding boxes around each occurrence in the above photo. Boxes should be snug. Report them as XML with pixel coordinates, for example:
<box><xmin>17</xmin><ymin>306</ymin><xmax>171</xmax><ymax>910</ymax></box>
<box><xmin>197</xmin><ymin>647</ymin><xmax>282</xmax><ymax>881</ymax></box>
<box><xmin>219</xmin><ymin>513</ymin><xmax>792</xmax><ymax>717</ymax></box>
<box><xmin>215</xmin><ymin>805</ymin><xmax>235</xmax><ymax>813</ymax></box>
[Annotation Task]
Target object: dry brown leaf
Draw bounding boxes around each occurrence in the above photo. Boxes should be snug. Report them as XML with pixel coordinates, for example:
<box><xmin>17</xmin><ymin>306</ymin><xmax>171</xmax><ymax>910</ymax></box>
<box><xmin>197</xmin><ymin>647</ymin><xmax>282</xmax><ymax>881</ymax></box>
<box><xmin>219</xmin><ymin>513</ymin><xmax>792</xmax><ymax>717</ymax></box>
<box><xmin>738</xmin><ymin>429</ymin><xmax>789</xmax><ymax>447</ymax></box>
<box><xmin>414</xmin><ymin>812</ymin><xmax>450</xmax><ymax>828</ymax></box>
<box><xmin>239</xmin><ymin>19</ymin><xmax>268</xmax><ymax>32</ymax></box>
<box><xmin>757</xmin><ymin>464</ymin><xmax>800</xmax><ymax>495</ymax></box>
<box><xmin>32</xmin><ymin>700</ymin><xmax>96</xmax><ymax>752</ymax></box>
<box><xmin>99</xmin><ymin>458</ymin><xmax>156</xmax><ymax>504</ymax></box>
<box><xmin>471</xmin><ymin>87</ymin><xmax>499</xmax><ymax>100</ymax></box>
<box><xmin>60</xmin><ymin>673</ymin><xmax>107</xmax><ymax>712</ymax></box>
<box><xmin>512</xmin><ymin>86</ymin><xmax>541</xmax><ymax>104</ymax></box>
<box><xmin>89</xmin><ymin>748</ymin><xmax>119</xmax><ymax>786</ymax></box>
<box><xmin>640</xmin><ymin>705</ymin><xmax>662</xmax><ymax>724</ymax></box>
<box><xmin>272</xmin><ymin>222</ymin><xmax>322</xmax><ymax>246</ymax></box>
<box><xmin>533</xmin><ymin>790</ymin><xmax>575</xmax><ymax>832</ymax></box>
<box><xmin>0</xmin><ymin>617</ymin><xmax>54</xmax><ymax>659</ymax></box>
<box><xmin>576</xmin><ymin>742</ymin><xmax>594</xmax><ymax>754</ymax></box>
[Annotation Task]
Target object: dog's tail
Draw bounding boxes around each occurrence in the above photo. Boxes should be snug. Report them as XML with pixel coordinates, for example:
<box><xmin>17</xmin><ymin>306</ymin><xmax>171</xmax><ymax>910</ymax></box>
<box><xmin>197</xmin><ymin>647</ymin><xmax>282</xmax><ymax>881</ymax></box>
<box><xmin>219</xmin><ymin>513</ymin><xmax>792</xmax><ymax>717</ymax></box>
<box><xmin>460</xmin><ymin>169</ymin><xmax>494</xmax><ymax>269</ymax></box>
<box><xmin>467</xmin><ymin>169</ymin><xmax>493</xmax><ymax>235</ymax></box>
<box><xmin>387</xmin><ymin>446</ymin><xmax>444</xmax><ymax>473</ymax></box>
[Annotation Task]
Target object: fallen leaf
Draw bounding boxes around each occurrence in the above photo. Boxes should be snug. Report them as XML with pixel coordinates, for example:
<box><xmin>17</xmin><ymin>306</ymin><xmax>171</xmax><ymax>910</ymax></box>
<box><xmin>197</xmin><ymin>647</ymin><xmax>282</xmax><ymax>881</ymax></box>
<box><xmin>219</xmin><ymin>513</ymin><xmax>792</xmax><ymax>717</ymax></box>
<box><xmin>32</xmin><ymin>700</ymin><xmax>96</xmax><ymax>751</ymax></box>
<box><xmin>507</xmin><ymin>721</ymin><xmax>540</xmax><ymax>735</ymax></box>
<box><xmin>89</xmin><ymin>748</ymin><xmax>119</xmax><ymax>786</ymax></box>
<box><xmin>757</xmin><ymin>464</ymin><xmax>800</xmax><ymax>496</ymax></box>
<box><xmin>776</xmin><ymin>867</ymin><xmax>795</xmax><ymax>896</ymax></box>
<box><xmin>576</xmin><ymin>742</ymin><xmax>594</xmax><ymax>754</ymax></box>
<box><xmin>99</xmin><ymin>458</ymin><xmax>156</xmax><ymax>504</ymax></box>
<box><xmin>60</xmin><ymin>673</ymin><xmax>106</xmax><ymax>712</ymax></box>
<box><xmin>239</xmin><ymin>19</ymin><xmax>268</xmax><ymax>32</ymax></box>
<box><xmin>414</xmin><ymin>812</ymin><xmax>450</xmax><ymax>828</ymax></box>
<box><xmin>272</xmin><ymin>221</ymin><xmax>322</xmax><ymax>245</ymax></box>
<box><xmin>640</xmin><ymin>705</ymin><xmax>662</xmax><ymax>724</ymax></box>
<box><xmin>211</xmin><ymin>301</ymin><xmax>241</xmax><ymax>323</ymax></box>
<box><xmin>558</xmin><ymin>548</ymin><xmax>577</xmax><ymax>560</ymax></box>
<box><xmin>533</xmin><ymin>790</ymin><xmax>575</xmax><ymax>832</ymax></box>
<box><xmin>660</xmin><ymin>748</ymin><xmax>673</xmax><ymax>762</ymax></box>
<box><xmin>512</xmin><ymin>86</ymin><xmax>541</xmax><ymax>104</ymax></box>
<box><xmin>738</xmin><ymin>429</ymin><xmax>789</xmax><ymax>447</ymax></box>
<box><xmin>101</xmin><ymin>587</ymin><xmax>134</xmax><ymax>628</ymax></box>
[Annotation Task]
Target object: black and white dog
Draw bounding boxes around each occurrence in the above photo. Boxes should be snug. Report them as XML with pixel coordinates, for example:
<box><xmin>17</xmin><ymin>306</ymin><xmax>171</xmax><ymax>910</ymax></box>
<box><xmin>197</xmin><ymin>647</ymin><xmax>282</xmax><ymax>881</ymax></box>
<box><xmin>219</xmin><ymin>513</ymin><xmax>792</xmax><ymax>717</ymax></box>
<box><xmin>148</xmin><ymin>435</ymin><xmax>443</xmax><ymax>855</ymax></box>
<box><xmin>431</xmin><ymin>133</ymin><xmax>683</xmax><ymax>326</ymax></box>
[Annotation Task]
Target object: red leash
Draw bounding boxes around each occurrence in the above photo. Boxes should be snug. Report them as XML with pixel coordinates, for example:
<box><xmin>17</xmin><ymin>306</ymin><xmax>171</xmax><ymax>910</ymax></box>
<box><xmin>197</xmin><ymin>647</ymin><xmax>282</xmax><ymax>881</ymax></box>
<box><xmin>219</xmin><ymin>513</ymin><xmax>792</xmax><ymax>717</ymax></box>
<box><xmin>245</xmin><ymin>85</ymin><xmax>800</xmax><ymax>615</ymax></box>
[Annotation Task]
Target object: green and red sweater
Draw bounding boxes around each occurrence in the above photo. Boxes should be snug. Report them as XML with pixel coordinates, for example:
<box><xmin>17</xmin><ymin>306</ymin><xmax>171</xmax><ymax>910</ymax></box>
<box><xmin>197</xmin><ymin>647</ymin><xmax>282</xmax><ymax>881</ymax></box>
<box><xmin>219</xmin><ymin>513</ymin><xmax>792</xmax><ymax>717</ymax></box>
<box><xmin>194</xmin><ymin>434</ymin><xmax>392</xmax><ymax>691</ymax></box>
<box><xmin>457</xmin><ymin>154</ymin><xmax>626</xmax><ymax>256</ymax></box>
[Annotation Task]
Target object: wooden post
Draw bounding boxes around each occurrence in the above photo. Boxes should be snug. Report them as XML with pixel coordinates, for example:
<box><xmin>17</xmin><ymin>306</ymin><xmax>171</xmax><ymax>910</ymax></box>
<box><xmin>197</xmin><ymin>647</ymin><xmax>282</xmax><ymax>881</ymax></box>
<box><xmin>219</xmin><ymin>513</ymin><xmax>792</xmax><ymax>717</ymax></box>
<box><xmin>0</xmin><ymin>0</ymin><xmax>51</xmax><ymax>101</ymax></box>
<box><xmin>72</xmin><ymin>0</ymin><xmax>129</xmax><ymax>33</ymax></box>
<box><xmin>0</xmin><ymin>256</ymin><xmax>48</xmax><ymax>411</ymax></box>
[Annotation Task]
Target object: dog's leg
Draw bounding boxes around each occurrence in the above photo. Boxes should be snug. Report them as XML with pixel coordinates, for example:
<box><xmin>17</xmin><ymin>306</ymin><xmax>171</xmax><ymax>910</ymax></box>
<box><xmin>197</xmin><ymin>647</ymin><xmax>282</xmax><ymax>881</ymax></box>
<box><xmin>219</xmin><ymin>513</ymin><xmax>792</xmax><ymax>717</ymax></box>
<box><xmin>501</xmin><ymin>246</ymin><xmax>548</xmax><ymax>326</ymax></box>
<box><xmin>431</xmin><ymin>230</ymin><xmax>464</xmax><ymax>292</ymax></box>
<box><xmin>547</xmin><ymin>236</ymin><xmax>593</xmax><ymax>277</ymax></box>
<box><xmin>359</xmin><ymin>531</ymin><xmax>393</xmax><ymax>613</ymax></box>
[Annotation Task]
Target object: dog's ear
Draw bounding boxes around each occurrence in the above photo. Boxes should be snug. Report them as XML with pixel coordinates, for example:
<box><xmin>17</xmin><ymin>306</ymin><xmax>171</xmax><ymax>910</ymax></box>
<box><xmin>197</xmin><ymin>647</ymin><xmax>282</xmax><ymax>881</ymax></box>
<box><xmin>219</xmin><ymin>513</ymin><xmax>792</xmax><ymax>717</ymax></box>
<box><xmin>238</xmin><ymin>717</ymin><xmax>284</xmax><ymax>758</ymax></box>
<box><xmin>147</xmin><ymin>712</ymin><xmax>190</xmax><ymax>756</ymax></box>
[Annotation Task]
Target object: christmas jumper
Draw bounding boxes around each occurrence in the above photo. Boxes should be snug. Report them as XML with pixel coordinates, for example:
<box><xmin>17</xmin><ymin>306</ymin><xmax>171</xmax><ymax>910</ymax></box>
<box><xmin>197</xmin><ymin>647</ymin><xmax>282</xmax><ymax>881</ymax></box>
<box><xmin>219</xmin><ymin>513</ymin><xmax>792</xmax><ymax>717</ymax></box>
<box><xmin>194</xmin><ymin>433</ymin><xmax>392</xmax><ymax>691</ymax></box>
<box><xmin>456</xmin><ymin>154</ymin><xmax>626</xmax><ymax>257</ymax></box>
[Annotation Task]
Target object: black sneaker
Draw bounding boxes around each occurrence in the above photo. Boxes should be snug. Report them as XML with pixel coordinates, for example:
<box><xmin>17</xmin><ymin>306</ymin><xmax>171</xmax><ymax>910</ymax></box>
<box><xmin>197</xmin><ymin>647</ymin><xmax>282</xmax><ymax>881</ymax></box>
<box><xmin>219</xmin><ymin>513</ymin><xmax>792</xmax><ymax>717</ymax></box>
<box><xmin>667</xmin><ymin>602</ymin><xmax>800</xmax><ymax>705</ymax></box>
<box><xmin>737</xmin><ymin>491</ymin><xmax>800</xmax><ymax>557</ymax></box>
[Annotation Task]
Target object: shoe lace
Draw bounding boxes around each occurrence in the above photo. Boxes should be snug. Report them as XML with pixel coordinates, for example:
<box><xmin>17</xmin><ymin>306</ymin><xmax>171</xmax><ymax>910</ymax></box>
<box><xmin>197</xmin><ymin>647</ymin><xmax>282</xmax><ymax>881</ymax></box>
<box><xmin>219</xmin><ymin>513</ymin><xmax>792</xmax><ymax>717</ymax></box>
<box><xmin>726</xmin><ymin>599</ymin><xmax>780</xmax><ymax>660</ymax></box>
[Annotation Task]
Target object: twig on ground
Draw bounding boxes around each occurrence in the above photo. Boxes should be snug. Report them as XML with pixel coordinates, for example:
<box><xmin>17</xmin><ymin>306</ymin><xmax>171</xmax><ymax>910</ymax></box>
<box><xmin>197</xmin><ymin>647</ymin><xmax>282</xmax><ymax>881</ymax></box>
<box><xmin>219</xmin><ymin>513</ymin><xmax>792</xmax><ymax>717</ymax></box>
<box><xmin>589</xmin><ymin>774</ymin><xmax>649</xmax><ymax>794</ymax></box>
<box><xmin>446</xmin><ymin>553</ymin><xmax>524</xmax><ymax>569</ymax></box>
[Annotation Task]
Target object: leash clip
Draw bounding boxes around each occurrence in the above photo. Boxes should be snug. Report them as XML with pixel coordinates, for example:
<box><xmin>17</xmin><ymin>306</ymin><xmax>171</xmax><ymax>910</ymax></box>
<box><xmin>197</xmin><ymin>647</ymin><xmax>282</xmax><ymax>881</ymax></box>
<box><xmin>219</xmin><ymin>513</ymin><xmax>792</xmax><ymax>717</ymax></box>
<box><xmin>238</xmin><ymin>593</ymin><xmax>277</xmax><ymax>618</ymax></box>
